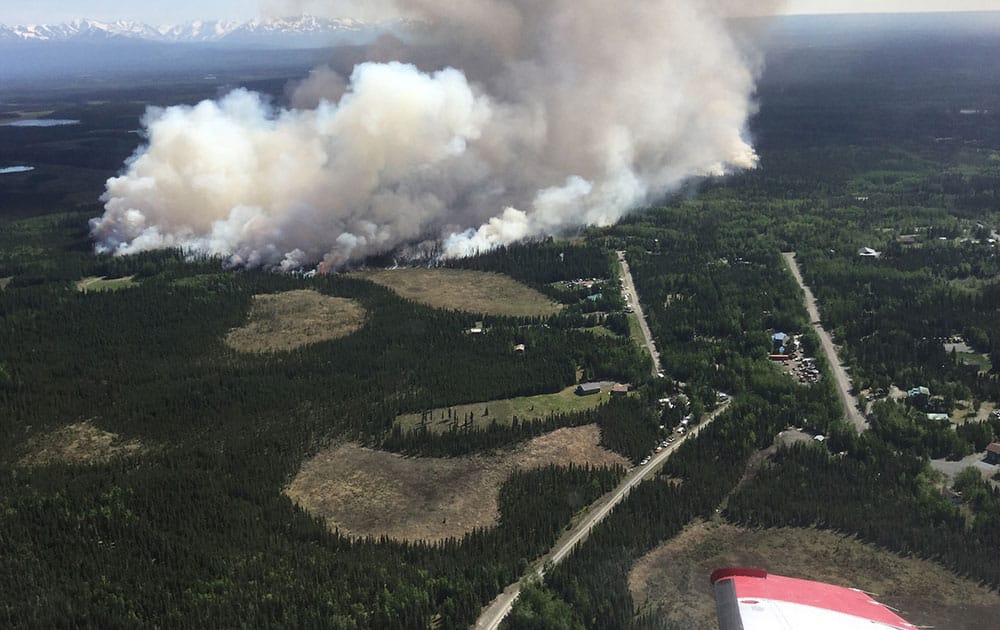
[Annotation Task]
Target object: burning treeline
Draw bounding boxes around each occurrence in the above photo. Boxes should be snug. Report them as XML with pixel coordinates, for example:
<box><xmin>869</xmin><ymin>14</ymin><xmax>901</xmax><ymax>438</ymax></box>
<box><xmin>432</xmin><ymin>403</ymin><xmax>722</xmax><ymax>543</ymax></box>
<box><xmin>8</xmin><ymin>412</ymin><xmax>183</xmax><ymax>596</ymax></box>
<box><xmin>91</xmin><ymin>0</ymin><xmax>773</xmax><ymax>270</ymax></box>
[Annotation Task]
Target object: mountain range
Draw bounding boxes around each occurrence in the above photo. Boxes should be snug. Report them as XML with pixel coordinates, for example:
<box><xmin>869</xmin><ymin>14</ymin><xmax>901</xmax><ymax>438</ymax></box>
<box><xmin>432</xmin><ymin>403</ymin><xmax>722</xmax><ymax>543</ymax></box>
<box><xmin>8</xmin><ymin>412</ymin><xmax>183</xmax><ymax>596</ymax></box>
<box><xmin>0</xmin><ymin>15</ymin><xmax>396</xmax><ymax>48</ymax></box>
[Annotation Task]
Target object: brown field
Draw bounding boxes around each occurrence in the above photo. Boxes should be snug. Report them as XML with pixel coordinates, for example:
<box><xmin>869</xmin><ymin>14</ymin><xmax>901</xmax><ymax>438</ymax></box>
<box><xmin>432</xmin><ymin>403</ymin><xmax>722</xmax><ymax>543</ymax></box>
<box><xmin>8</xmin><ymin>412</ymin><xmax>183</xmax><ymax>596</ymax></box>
<box><xmin>629</xmin><ymin>519</ymin><xmax>1000</xmax><ymax>629</ymax></box>
<box><xmin>225</xmin><ymin>290</ymin><xmax>366</xmax><ymax>353</ymax></box>
<box><xmin>352</xmin><ymin>268</ymin><xmax>561</xmax><ymax>316</ymax></box>
<box><xmin>19</xmin><ymin>421</ymin><xmax>142</xmax><ymax>466</ymax></box>
<box><xmin>285</xmin><ymin>425</ymin><xmax>627</xmax><ymax>543</ymax></box>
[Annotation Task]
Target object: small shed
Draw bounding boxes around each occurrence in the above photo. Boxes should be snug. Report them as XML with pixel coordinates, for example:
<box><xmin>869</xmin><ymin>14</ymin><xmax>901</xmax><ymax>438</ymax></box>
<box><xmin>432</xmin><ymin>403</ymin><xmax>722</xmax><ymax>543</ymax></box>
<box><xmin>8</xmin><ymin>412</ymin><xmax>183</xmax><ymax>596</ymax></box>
<box><xmin>513</xmin><ymin>344</ymin><xmax>526</xmax><ymax>353</ymax></box>
<box><xmin>926</xmin><ymin>413</ymin><xmax>950</xmax><ymax>422</ymax></box>
<box><xmin>611</xmin><ymin>383</ymin><xmax>629</xmax><ymax>397</ymax></box>
<box><xmin>908</xmin><ymin>386</ymin><xmax>930</xmax><ymax>398</ymax></box>
<box><xmin>576</xmin><ymin>383</ymin><xmax>602</xmax><ymax>396</ymax></box>
<box><xmin>986</xmin><ymin>443</ymin><xmax>1000</xmax><ymax>465</ymax></box>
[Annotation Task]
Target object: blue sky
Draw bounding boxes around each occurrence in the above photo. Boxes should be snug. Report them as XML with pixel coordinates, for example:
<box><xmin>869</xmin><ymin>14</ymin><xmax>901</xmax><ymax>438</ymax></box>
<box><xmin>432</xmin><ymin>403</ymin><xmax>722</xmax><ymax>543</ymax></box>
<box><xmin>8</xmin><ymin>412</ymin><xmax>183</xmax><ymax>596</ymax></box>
<box><xmin>1</xmin><ymin>0</ymin><xmax>998</xmax><ymax>25</ymax></box>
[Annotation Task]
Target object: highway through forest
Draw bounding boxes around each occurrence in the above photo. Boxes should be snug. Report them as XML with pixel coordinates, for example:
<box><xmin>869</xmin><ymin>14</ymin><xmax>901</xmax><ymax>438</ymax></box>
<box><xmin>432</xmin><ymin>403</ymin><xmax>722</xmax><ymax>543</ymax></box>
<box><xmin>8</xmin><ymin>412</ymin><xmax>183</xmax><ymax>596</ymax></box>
<box><xmin>472</xmin><ymin>401</ymin><xmax>731</xmax><ymax>630</ymax></box>
<box><xmin>782</xmin><ymin>252</ymin><xmax>869</xmax><ymax>433</ymax></box>
<box><xmin>616</xmin><ymin>251</ymin><xmax>663</xmax><ymax>378</ymax></box>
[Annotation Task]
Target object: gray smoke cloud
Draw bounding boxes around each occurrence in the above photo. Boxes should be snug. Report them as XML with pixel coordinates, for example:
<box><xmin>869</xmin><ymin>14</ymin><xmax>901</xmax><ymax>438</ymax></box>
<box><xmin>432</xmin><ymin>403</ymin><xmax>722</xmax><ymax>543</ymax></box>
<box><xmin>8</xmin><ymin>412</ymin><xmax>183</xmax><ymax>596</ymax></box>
<box><xmin>92</xmin><ymin>0</ymin><xmax>775</xmax><ymax>269</ymax></box>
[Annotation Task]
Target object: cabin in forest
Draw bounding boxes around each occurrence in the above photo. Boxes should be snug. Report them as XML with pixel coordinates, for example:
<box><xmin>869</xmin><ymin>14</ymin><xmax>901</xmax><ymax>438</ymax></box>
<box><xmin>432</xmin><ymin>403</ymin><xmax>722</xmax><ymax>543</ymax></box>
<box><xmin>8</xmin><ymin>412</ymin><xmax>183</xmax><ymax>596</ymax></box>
<box><xmin>576</xmin><ymin>383</ymin><xmax>602</xmax><ymax>396</ymax></box>
<box><xmin>611</xmin><ymin>383</ymin><xmax>629</xmax><ymax>397</ymax></box>
<box><xmin>986</xmin><ymin>443</ymin><xmax>1000</xmax><ymax>465</ymax></box>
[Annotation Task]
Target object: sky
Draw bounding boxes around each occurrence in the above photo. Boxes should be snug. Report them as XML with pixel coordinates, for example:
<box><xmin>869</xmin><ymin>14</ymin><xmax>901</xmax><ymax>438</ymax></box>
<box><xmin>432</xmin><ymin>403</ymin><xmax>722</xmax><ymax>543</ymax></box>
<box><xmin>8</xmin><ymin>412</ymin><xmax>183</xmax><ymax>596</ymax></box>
<box><xmin>0</xmin><ymin>0</ymin><xmax>999</xmax><ymax>25</ymax></box>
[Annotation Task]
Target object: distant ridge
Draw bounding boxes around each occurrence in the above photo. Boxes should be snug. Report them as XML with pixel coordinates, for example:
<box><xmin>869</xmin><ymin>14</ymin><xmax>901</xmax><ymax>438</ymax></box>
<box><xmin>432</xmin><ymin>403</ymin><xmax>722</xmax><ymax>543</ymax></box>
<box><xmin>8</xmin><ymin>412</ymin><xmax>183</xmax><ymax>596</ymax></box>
<box><xmin>0</xmin><ymin>15</ymin><xmax>402</xmax><ymax>48</ymax></box>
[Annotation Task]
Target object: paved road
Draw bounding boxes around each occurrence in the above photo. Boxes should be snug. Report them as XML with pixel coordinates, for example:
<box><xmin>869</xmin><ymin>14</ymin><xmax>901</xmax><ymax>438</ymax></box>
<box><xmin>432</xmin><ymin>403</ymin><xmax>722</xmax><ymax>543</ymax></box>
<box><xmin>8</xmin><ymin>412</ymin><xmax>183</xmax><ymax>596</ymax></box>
<box><xmin>782</xmin><ymin>253</ymin><xmax>868</xmax><ymax>433</ymax></box>
<box><xmin>616</xmin><ymin>251</ymin><xmax>663</xmax><ymax>378</ymax></box>
<box><xmin>472</xmin><ymin>401</ymin><xmax>731</xmax><ymax>630</ymax></box>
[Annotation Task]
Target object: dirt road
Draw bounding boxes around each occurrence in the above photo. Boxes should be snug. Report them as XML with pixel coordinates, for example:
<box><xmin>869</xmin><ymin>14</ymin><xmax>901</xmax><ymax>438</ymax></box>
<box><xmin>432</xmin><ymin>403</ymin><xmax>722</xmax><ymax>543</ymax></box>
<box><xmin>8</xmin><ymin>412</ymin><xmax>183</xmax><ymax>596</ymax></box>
<box><xmin>616</xmin><ymin>251</ymin><xmax>663</xmax><ymax>378</ymax></box>
<box><xmin>472</xmin><ymin>401</ymin><xmax>731</xmax><ymax>630</ymax></box>
<box><xmin>782</xmin><ymin>253</ymin><xmax>868</xmax><ymax>433</ymax></box>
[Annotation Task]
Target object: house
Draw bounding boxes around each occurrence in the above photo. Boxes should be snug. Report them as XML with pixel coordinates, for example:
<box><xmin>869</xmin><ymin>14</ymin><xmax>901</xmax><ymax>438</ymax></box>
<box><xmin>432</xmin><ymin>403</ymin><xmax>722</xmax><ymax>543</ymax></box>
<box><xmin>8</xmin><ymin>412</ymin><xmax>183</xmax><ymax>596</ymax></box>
<box><xmin>986</xmin><ymin>443</ymin><xmax>1000</xmax><ymax>465</ymax></box>
<box><xmin>771</xmin><ymin>332</ymin><xmax>795</xmax><ymax>355</ymax></box>
<box><xmin>926</xmin><ymin>413</ymin><xmax>950</xmax><ymax>422</ymax></box>
<box><xmin>575</xmin><ymin>383</ymin><xmax>602</xmax><ymax>396</ymax></box>
<box><xmin>611</xmin><ymin>383</ymin><xmax>629</xmax><ymax>397</ymax></box>
<box><xmin>513</xmin><ymin>344</ymin><xmax>526</xmax><ymax>353</ymax></box>
<box><xmin>858</xmin><ymin>247</ymin><xmax>881</xmax><ymax>258</ymax></box>
<box><xmin>908</xmin><ymin>386</ymin><xmax>930</xmax><ymax>398</ymax></box>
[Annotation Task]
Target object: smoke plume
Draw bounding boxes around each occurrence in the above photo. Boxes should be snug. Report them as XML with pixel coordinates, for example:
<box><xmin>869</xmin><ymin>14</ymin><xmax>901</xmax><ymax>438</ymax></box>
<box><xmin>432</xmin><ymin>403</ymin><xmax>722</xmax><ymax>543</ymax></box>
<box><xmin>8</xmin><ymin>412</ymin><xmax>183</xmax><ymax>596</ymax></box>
<box><xmin>92</xmin><ymin>0</ymin><xmax>770</xmax><ymax>269</ymax></box>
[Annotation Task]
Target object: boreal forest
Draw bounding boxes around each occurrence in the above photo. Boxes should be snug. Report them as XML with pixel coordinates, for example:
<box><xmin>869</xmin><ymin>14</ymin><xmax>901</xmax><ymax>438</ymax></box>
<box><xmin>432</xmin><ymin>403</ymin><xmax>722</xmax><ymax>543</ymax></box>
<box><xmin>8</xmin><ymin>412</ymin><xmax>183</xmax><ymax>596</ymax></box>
<box><xmin>2</xmin><ymin>11</ymin><xmax>1000</xmax><ymax>630</ymax></box>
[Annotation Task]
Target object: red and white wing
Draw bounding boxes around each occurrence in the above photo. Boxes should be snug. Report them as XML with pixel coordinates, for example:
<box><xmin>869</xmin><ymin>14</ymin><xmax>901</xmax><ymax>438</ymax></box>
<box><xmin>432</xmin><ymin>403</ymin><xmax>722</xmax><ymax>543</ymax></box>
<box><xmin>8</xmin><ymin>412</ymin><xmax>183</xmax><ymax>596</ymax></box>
<box><xmin>711</xmin><ymin>568</ymin><xmax>917</xmax><ymax>630</ymax></box>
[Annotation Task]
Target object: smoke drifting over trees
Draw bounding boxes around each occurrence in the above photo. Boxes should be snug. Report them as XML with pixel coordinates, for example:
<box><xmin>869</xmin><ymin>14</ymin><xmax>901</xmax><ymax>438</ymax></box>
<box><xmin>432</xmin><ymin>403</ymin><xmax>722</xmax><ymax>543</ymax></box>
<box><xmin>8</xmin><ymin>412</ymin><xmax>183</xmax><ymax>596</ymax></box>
<box><xmin>91</xmin><ymin>0</ymin><xmax>770</xmax><ymax>269</ymax></box>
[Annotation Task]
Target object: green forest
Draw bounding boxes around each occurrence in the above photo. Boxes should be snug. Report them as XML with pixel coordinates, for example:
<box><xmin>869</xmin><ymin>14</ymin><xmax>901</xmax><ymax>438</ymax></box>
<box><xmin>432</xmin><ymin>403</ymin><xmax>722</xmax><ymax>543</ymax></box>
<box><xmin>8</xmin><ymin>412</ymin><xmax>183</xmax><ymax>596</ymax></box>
<box><xmin>3</xmin><ymin>14</ymin><xmax>1000</xmax><ymax>630</ymax></box>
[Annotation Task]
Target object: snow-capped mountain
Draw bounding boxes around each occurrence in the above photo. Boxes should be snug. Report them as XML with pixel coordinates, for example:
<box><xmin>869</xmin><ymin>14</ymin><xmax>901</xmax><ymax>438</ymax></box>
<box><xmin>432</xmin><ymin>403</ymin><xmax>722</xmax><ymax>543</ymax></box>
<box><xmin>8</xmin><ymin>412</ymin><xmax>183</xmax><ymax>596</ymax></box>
<box><xmin>0</xmin><ymin>16</ymin><xmax>393</xmax><ymax>48</ymax></box>
<box><xmin>0</xmin><ymin>19</ymin><xmax>163</xmax><ymax>42</ymax></box>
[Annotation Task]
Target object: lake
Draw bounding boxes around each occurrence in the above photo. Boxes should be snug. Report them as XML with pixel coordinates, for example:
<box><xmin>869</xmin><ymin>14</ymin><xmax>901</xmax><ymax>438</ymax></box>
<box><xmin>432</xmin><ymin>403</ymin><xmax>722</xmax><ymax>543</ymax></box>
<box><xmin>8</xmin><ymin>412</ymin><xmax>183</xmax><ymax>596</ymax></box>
<box><xmin>1</xmin><ymin>119</ymin><xmax>80</xmax><ymax>127</ymax></box>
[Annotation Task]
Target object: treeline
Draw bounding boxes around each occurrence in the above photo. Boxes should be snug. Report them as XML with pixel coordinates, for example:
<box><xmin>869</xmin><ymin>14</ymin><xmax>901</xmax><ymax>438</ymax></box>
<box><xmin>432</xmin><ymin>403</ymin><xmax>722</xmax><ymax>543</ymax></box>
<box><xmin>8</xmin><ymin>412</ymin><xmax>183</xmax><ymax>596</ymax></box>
<box><xmin>384</xmin><ymin>397</ymin><xmax>657</xmax><ymax>463</ymax></box>
<box><xmin>445</xmin><ymin>240</ymin><xmax>613</xmax><ymax>286</ymax></box>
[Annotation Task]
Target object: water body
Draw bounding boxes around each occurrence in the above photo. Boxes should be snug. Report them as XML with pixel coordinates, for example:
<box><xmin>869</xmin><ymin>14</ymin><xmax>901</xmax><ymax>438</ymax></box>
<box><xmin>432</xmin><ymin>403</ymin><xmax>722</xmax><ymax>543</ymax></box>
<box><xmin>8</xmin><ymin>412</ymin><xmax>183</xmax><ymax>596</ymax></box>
<box><xmin>0</xmin><ymin>166</ymin><xmax>34</xmax><ymax>174</ymax></box>
<box><xmin>1</xmin><ymin>119</ymin><xmax>80</xmax><ymax>127</ymax></box>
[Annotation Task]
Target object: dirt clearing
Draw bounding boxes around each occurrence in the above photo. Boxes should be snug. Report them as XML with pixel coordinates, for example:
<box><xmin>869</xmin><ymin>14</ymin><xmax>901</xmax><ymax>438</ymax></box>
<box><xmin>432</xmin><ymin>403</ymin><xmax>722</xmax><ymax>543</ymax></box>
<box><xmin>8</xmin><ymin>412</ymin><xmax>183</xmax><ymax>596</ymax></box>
<box><xmin>285</xmin><ymin>425</ymin><xmax>626</xmax><ymax>543</ymax></box>
<box><xmin>225</xmin><ymin>290</ymin><xmax>366</xmax><ymax>353</ymax></box>
<box><xmin>0</xmin><ymin>277</ymin><xmax>11</xmax><ymax>290</ymax></box>
<box><xmin>629</xmin><ymin>519</ymin><xmax>1000</xmax><ymax>629</ymax></box>
<box><xmin>19</xmin><ymin>421</ymin><xmax>143</xmax><ymax>466</ymax></box>
<box><xmin>352</xmin><ymin>268</ymin><xmax>561</xmax><ymax>317</ymax></box>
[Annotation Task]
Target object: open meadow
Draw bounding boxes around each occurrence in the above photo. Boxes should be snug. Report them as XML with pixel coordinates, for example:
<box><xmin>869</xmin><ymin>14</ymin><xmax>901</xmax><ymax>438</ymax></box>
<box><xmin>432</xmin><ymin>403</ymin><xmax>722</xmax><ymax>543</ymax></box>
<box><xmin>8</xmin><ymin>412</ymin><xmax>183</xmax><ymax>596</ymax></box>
<box><xmin>353</xmin><ymin>268</ymin><xmax>561</xmax><ymax>317</ymax></box>
<box><xmin>395</xmin><ymin>385</ymin><xmax>623</xmax><ymax>434</ymax></box>
<box><xmin>224</xmin><ymin>289</ymin><xmax>367</xmax><ymax>353</ymax></box>
<box><xmin>285</xmin><ymin>425</ymin><xmax>627</xmax><ymax>542</ymax></box>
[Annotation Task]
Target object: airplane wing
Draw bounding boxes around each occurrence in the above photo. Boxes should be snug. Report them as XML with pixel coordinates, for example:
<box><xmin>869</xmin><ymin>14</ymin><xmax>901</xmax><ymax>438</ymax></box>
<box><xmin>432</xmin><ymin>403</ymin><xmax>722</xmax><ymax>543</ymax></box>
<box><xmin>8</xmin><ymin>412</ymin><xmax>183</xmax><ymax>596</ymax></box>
<box><xmin>711</xmin><ymin>568</ymin><xmax>917</xmax><ymax>630</ymax></box>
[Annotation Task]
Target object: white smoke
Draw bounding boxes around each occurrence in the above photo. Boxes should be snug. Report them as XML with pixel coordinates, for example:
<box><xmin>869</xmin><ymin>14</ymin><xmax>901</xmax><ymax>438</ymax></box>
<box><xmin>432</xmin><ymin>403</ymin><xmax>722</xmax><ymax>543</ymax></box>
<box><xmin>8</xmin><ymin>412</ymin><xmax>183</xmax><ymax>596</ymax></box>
<box><xmin>92</xmin><ymin>0</ymin><xmax>773</xmax><ymax>269</ymax></box>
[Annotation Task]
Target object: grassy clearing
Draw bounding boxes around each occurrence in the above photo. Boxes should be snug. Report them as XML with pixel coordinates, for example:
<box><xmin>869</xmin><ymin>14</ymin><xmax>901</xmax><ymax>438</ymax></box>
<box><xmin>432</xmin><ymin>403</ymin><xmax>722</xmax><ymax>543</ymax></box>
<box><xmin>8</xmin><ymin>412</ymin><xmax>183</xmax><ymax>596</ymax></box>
<box><xmin>19</xmin><ymin>421</ymin><xmax>142</xmax><ymax>466</ymax></box>
<box><xmin>951</xmin><ymin>400</ymin><xmax>996</xmax><ymax>425</ymax></box>
<box><xmin>225</xmin><ymin>290</ymin><xmax>366</xmax><ymax>353</ymax></box>
<box><xmin>76</xmin><ymin>276</ymin><xmax>137</xmax><ymax>293</ymax></box>
<box><xmin>626</xmin><ymin>313</ymin><xmax>649</xmax><ymax>358</ymax></box>
<box><xmin>629</xmin><ymin>519</ymin><xmax>1000</xmax><ymax>630</ymax></box>
<box><xmin>396</xmin><ymin>385</ymin><xmax>618</xmax><ymax>434</ymax></box>
<box><xmin>285</xmin><ymin>425</ymin><xmax>627</xmax><ymax>543</ymax></box>
<box><xmin>352</xmin><ymin>268</ymin><xmax>561</xmax><ymax>317</ymax></box>
<box><xmin>959</xmin><ymin>351</ymin><xmax>993</xmax><ymax>373</ymax></box>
